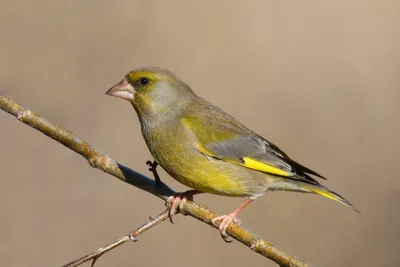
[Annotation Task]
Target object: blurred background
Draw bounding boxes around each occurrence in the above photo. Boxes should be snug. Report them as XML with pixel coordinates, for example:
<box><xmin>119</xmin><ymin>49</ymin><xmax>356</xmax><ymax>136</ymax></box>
<box><xmin>0</xmin><ymin>1</ymin><xmax>399</xmax><ymax>266</ymax></box>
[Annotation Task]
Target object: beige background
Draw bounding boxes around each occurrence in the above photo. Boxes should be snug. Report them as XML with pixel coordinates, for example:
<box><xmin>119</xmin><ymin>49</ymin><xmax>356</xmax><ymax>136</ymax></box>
<box><xmin>1</xmin><ymin>1</ymin><xmax>399</xmax><ymax>266</ymax></box>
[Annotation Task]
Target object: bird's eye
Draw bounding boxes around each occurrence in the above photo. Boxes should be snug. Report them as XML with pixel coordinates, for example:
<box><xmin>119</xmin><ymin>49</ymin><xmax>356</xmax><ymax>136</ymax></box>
<box><xmin>139</xmin><ymin>77</ymin><xmax>149</xmax><ymax>86</ymax></box>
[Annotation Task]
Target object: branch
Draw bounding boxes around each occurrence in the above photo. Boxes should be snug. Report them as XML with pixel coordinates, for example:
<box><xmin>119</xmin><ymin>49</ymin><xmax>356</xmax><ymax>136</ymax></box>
<box><xmin>0</xmin><ymin>93</ymin><xmax>310</xmax><ymax>267</ymax></box>
<box><xmin>61</xmin><ymin>210</ymin><xmax>170</xmax><ymax>267</ymax></box>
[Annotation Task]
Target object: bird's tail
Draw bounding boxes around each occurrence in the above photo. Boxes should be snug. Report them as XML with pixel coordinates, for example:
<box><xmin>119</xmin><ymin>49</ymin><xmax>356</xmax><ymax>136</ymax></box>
<box><xmin>297</xmin><ymin>182</ymin><xmax>360</xmax><ymax>213</ymax></box>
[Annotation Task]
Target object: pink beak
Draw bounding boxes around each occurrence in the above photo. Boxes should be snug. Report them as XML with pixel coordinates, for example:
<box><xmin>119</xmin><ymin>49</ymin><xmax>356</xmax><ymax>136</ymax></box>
<box><xmin>106</xmin><ymin>79</ymin><xmax>135</xmax><ymax>100</ymax></box>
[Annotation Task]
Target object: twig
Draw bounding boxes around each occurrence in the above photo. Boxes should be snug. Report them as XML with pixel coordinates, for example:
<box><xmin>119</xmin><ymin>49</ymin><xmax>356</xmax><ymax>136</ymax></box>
<box><xmin>61</xmin><ymin>209</ymin><xmax>170</xmax><ymax>267</ymax></box>
<box><xmin>0</xmin><ymin>93</ymin><xmax>310</xmax><ymax>267</ymax></box>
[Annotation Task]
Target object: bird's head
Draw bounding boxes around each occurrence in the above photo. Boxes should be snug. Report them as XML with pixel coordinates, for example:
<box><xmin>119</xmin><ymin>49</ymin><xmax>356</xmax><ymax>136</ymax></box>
<box><xmin>106</xmin><ymin>67</ymin><xmax>195</xmax><ymax>118</ymax></box>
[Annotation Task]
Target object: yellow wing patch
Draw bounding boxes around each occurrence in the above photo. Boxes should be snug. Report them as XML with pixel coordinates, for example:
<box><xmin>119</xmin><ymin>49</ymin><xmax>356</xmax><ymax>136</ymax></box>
<box><xmin>241</xmin><ymin>157</ymin><xmax>292</xmax><ymax>177</ymax></box>
<box><xmin>197</xmin><ymin>144</ymin><xmax>292</xmax><ymax>177</ymax></box>
<box><xmin>183</xmin><ymin>116</ymin><xmax>292</xmax><ymax>177</ymax></box>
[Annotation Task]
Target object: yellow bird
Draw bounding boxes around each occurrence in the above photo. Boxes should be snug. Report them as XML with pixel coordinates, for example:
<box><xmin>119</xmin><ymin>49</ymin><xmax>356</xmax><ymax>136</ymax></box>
<box><xmin>106</xmin><ymin>67</ymin><xmax>357</xmax><ymax>240</ymax></box>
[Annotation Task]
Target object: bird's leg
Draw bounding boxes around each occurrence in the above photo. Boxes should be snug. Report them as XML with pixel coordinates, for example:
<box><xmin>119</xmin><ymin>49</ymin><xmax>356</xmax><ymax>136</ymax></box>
<box><xmin>211</xmin><ymin>197</ymin><xmax>255</xmax><ymax>242</ymax></box>
<box><xmin>166</xmin><ymin>190</ymin><xmax>201</xmax><ymax>223</ymax></box>
<box><xmin>146</xmin><ymin>160</ymin><xmax>161</xmax><ymax>186</ymax></box>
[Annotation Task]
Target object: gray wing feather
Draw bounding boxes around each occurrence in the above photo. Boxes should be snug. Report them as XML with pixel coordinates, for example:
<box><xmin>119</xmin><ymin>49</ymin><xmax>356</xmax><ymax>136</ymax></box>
<box><xmin>205</xmin><ymin>135</ymin><xmax>296</xmax><ymax>174</ymax></box>
<box><xmin>187</xmin><ymin>100</ymin><xmax>325</xmax><ymax>183</ymax></box>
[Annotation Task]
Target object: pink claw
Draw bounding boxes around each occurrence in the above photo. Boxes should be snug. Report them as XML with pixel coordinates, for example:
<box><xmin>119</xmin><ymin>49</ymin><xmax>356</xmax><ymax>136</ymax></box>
<box><xmin>211</xmin><ymin>197</ymin><xmax>255</xmax><ymax>242</ymax></box>
<box><xmin>166</xmin><ymin>190</ymin><xmax>199</xmax><ymax>223</ymax></box>
<box><xmin>211</xmin><ymin>214</ymin><xmax>240</xmax><ymax>242</ymax></box>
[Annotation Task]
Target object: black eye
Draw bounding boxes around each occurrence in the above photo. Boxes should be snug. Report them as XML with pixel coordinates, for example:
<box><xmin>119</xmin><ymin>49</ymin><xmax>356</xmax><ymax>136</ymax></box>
<box><xmin>139</xmin><ymin>77</ymin><xmax>149</xmax><ymax>86</ymax></box>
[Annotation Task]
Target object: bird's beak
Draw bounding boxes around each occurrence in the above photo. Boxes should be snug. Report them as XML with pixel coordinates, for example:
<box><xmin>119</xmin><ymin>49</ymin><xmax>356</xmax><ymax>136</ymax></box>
<box><xmin>106</xmin><ymin>79</ymin><xmax>135</xmax><ymax>100</ymax></box>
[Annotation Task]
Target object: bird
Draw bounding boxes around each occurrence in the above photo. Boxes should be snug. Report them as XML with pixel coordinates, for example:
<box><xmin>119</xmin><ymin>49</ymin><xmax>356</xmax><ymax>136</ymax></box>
<box><xmin>106</xmin><ymin>67</ymin><xmax>358</xmax><ymax>241</ymax></box>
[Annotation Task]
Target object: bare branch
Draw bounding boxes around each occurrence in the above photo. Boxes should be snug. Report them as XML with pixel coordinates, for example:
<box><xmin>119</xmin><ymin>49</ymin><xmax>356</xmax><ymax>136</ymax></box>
<box><xmin>61</xmin><ymin>209</ymin><xmax>170</xmax><ymax>267</ymax></box>
<box><xmin>0</xmin><ymin>93</ymin><xmax>310</xmax><ymax>267</ymax></box>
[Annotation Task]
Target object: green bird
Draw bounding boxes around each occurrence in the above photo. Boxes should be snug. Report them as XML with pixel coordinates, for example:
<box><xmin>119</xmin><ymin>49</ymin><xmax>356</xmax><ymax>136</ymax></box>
<box><xmin>106</xmin><ymin>67</ymin><xmax>357</xmax><ymax>240</ymax></box>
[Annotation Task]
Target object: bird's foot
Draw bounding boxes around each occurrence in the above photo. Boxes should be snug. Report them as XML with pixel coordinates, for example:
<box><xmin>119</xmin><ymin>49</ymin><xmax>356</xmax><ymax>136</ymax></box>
<box><xmin>211</xmin><ymin>213</ymin><xmax>241</xmax><ymax>243</ymax></box>
<box><xmin>166</xmin><ymin>190</ymin><xmax>199</xmax><ymax>223</ymax></box>
<box><xmin>211</xmin><ymin>197</ymin><xmax>254</xmax><ymax>242</ymax></box>
<box><xmin>146</xmin><ymin>160</ymin><xmax>161</xmax><ymax>186</ymax></box>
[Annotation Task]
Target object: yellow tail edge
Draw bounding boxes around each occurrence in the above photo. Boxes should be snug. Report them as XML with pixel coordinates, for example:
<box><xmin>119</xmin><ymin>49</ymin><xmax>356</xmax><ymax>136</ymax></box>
<box><xmin>301</xmin><ymin>184</ymin><xmax>360</xmax><ymax>213</ymax></box>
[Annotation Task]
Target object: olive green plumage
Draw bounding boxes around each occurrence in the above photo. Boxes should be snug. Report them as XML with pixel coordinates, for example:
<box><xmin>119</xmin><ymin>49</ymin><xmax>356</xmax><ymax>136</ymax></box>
<box><xmin>106</xmin><ymin>66</ymin><xmax>356</xmax><ymax>210</ymax></box>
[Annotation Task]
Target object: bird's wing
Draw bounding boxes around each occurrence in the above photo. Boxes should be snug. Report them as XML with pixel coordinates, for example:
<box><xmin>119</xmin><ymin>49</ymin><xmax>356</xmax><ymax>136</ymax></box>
<box><xmin>182</xmin><ymin>114</ymin><xmax>325</xmax><ymax>184</ymax></box>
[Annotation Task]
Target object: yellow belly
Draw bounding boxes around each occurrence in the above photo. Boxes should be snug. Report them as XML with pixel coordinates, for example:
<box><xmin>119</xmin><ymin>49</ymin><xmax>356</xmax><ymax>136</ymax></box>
<box><xmin>154</xmin><ymin>147</ymin><xmax>265</xmax><ymax>197</ymax></box>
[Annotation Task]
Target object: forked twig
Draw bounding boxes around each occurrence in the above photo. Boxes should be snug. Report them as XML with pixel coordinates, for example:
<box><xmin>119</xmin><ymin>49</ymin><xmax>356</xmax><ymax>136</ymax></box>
<box><xmin>61</xmin><ymin>210</ymin><xmax>170</xmax><ymax>267</ymax></box>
